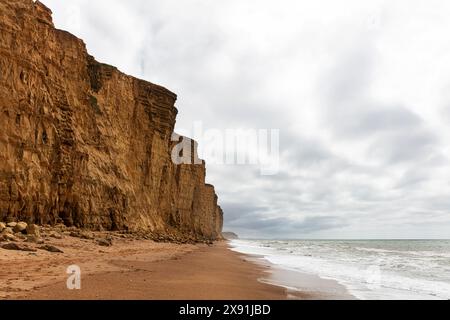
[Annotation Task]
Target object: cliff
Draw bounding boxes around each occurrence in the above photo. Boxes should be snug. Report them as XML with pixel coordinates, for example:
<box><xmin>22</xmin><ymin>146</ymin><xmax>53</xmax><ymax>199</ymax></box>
<box><xmin>0</xmin><ymin>0</ymin><xmax>223</xmax><ymax>241</ymax></box>
<box><xmin>222</xmin><ymin>232</ymin><xmax>239</xmax><ymax>240</ymax></box>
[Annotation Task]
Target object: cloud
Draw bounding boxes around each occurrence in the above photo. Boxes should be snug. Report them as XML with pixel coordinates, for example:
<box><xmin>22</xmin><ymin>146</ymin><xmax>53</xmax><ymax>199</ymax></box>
<box><xmin>43</xmin><ymin>0</ymin><xmax>450</xmax><ymax>239</ymax></box>
<box><xmin>226</xmin><ymin>213</ymin><xmax>348</xmax><ymax>238</ymax></box>
<box><xmin>369</xmin><ymin>129</ymin><xmax>437</xmax><ymax>164</ymax></box>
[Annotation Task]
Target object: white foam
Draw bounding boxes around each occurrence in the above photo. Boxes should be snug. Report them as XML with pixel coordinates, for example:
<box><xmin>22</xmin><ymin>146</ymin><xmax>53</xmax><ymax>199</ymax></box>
<box><xmin>229</xmin><ymin>239</ymin><xmax>450</xmax><ymax>300</ymax></box>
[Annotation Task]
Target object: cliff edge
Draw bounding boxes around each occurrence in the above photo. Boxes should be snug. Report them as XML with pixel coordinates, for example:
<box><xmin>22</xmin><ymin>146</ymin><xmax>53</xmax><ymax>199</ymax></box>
<box><xmin>0</xmin><ymin>0</ymin><xmax>223</xmax><ymax>241</ymax></box>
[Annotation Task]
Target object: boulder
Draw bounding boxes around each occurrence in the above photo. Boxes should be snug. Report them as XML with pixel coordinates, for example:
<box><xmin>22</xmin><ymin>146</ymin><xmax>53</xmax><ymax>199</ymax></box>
<box><xmin>26</xmin><ymin>224</ymin><xmax>41</xmax><ymax>237</ymax></box>
<box><xmin>2</xmin><ymin>243</ymin><xmax>37</xmax><ymax>252</ymax></box>
<box><xmin>14</xmin><ymin>233</ymin><xmax>27</xmax><ymax>240</ymax></box>
<box><xmin>13</xmin><ymin>221</ymin><xmax>28</xmax><ymax>233</ymax></box>
<box><xmin>26</xmin><ymin>235</ymin><xmax>45</xmax><ymax>244</ymax></box>
<box><xmin>1</xmin><ymin>227</ymin><xmax>13</xmax><ymax>235</ymax></box>
<box><xmin>39</xmin><ymin>245</ymin><xmax>64</xmax><ymax>253</ymax></box>
<box><xmin>2</xmin><ymin>233</ymin><xmax>18</xmax><ymax>242</ymax></box>
<box><xmin>49</xmin><ymin>231</ymin><xmax>63</xmax><ymax>239</ymax></box>
<box><xmin>0</xmin><ymin>233</ymin><xmax>13</xmax><ymax>242</ymax></box>
<box><xmin>6</xmin><ymin>222</ymin><xmax>17</xmax><ymax>228</ymax></box>
<box><xmin>0</xmin><ymin>222</ymin><xmax>5</xmax><ymax>232</ymax></box>
<box><xmin>97</xmin><ymin>238</ymin><xmax>113</xmax><ymax>247</ymax></box>
<box><xmin>70</xmin><ymin>231</ymin><xmax>94</xmax><ymax>240</ymax></box>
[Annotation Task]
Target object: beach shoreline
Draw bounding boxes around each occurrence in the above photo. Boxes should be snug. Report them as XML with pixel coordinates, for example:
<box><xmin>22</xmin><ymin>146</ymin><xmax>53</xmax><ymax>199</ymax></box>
<box><xmin>233</xmin><ymin>248</ymin><xmax>355</xmax><ymax>300</ymax></box>
<box><xmin>1</xmin><ymin>235</ymin><xmax>351</xmax><ymax>300</ymax></box>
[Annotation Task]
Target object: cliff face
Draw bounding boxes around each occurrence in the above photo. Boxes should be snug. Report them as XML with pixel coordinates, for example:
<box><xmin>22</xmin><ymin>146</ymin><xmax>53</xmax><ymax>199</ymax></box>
<box><xmin>0</xmin><ymin>0</ymin><xmax>223</xmax><ymax>241</ymax></box>
<box><xmin>222</xmin><ymin>232</ymin><xmax>239</xmax><ymax>240</ymax></box>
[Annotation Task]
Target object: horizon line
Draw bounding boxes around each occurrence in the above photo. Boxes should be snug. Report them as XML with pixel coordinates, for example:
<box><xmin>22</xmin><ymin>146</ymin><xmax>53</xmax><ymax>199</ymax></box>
<box><xmin>235</xmin><ymin>238</ymin><xmax>450</xmax><ymax>241</ymax></box>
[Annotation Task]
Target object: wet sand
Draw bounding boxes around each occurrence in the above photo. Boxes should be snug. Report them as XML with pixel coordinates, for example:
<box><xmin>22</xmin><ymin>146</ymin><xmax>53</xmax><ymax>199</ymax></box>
<box><xmin>1</xmin><ymin>236</ymin><xmax>351</xmax><ymax>300</ymax></box>
<box><xmin>237</xmin><ymin>253</ymin><xmax>354</xmax><ymax>300</ymax></box>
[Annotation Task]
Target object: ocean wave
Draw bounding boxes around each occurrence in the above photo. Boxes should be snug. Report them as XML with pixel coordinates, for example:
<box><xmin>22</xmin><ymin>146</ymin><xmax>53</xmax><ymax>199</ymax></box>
<box><xmin>230</xmin><ymin>239</ymin><xmax>450</xmax><ymax>300</ymax></box>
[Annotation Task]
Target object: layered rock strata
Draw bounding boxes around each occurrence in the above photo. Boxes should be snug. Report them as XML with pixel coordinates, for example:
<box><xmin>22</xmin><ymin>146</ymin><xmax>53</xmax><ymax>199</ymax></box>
<box><xmin>0</xmin><ymin>0</ymin><xmax>223</xmax><ymax>241</ymax></box>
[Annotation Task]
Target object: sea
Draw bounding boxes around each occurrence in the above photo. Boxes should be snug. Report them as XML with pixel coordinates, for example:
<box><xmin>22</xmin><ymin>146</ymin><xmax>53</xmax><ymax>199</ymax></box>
<box><xmin>230</xmin><ymin>239</ymin><xmax>450</xmax><ymax>300</ymax></box>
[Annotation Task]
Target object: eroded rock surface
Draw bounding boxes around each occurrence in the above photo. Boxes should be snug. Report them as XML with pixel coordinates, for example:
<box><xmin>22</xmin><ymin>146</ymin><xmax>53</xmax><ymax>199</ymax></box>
<box><xmin>0</xmin><ymin>0</ymin><xmax>223</xmax><ymax>241</ymax></box>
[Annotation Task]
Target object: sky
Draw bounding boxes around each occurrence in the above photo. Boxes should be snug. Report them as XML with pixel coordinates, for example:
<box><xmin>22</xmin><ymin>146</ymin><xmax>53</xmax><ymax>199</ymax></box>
<box><xmin>42</xmin><ymin>0</ymin><xmax>450</xmax><ymax>239</ymax></box>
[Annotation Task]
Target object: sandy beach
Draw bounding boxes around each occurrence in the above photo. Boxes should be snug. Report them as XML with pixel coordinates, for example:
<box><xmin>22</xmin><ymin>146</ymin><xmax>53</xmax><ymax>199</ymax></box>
<box><xmin>1</xmin><ymin>230</ymin><xmax>351</xmax><ymax>300</ymax></box>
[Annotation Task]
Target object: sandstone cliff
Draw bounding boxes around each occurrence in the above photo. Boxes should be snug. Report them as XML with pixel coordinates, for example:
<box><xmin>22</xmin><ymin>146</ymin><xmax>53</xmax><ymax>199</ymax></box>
<box><xmin>0</xmin><ymin>0</ymin><xmax>223</xmax><ymax>241</ymax></box>
<box><xmin>222</xmin><ymin>232</ymin><xmax>239</xmax><ymax>240</ymax></box>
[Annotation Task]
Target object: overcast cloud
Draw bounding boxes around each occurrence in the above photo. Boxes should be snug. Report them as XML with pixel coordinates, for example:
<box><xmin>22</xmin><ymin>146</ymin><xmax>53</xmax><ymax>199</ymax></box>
<box><xmin>44</xmin><ymin>0</ymin><xmax>450</xmax><ymax>239</ymax></box>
